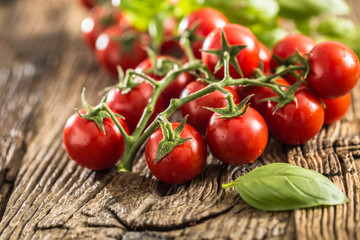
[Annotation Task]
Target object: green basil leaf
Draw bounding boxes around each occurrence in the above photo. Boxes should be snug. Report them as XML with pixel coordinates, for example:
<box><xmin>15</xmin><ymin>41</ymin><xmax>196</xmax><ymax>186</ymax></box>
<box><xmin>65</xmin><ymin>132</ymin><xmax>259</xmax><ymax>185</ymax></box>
<box><xmin>202</xmin><ymin>0</ymin><xmax>279</xmax><ymax>25</ymax></box>
<box><xmin>223</xmin><ymin>163</ymin><xmax>349</xmax><ymax>211</ymax></box>
<box><xmin>277</xmin><ymin>0</ymin><xmax>350</xmax><ymax>20</ymax></box>
<box><xmin>317</xmin><ymin>18</ymin><xmax>355</xmax><ymax>38</ymax></box>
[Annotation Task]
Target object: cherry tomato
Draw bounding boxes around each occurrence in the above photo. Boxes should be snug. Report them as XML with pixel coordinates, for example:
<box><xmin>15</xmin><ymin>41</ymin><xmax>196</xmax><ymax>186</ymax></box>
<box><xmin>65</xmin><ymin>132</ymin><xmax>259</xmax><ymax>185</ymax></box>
<box><xmin>145</xmin><ymin>122</ymin><xmax>207</xmax><ymax>184</ymax></box>
<box><xmin>179</xmin><ymin>80</ymin><xmax>240</xmax><ymax>134</ymax></box>
<box><xmin>240</xmin><ymin>78</ymin><xmax>289</xmax><ymax>117</ymax></box>
<box><xmin>265</xmin><ymin>89</ymin><xmax>324</xmax><ymax>145</ymax></box>
<box><xmin>178</xmin><ymin>7</ymin><xmax>229</xmax><ymax>59</ymax></box>
<box><xmin>81</xmin><ymin>6</ymin><xmax>129</xmax><ymax>49</ymax></box>
<box><xmin>135</xmin><ymin>56</ymin><xmax>193</xmax><ymax>106</ymax></box>
<box><xmin>206</xmin><ymin>107</ymin><xmax>268</xmax><ymax>165</ymax></box>
<box><xmin>322</xmin><ymin>93</ymin><xmax>351</xmax><ymax>125</ymax></box>
<box><xmin>202</xmin><ymin>24</ymin><xmax>260</xmax><ymax>79</ymax></box>
<box><xmin>258</xmin><ymin>42</ymin><xmax>271</xmax><ymax>74</ymax></box>
<box><xmin>106</xmin><ymin>82</ymin><xmax>165</xmax><ymax>134</ymax></box>
<box><xmin>95</xmin><ymin>26</ymin><xmax>149</xmax><ymax>77</ymax></box>
<box><xmin>306</xmin><ymin>41</ymin><xmax>360</xmax><ymax>99</ymax></box>
<box><xmin>270</xmin><ymin>34</ymin><xmax>316</xmax><ymax>84</ymax></box>
<box><xmin>160</xmin><ymin>17</ymin><xmax>184</xmax><ymax>59</ymax></box>
<box><xmin>78</xmin><ymin>0</ymin><xmax>96</xmax><ymax>9</ymax></box>
<box><xmin>63</xmin><ymin>109</ymin><xmax>129</xmax><ymax>170</ymax></box>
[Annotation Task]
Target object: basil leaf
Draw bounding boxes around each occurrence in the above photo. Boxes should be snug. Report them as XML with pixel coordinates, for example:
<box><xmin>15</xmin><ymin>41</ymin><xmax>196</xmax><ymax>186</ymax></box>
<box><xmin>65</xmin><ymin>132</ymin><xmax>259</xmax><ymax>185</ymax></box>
<box><xmin>222</xmin><ymin>163</ymin><xmax>349</xmax><ymax>211</ymax></box>
<box><xmin>317</xmin><ymin>18</ymin><xmax>355</xmax><ymax>38</ymax></box>
<box><xmin>277</xmin><ymin>0</ymin><xmax>350</xmax><ymax>20</ymax></box>
<box><xmin>202</xmin><ymin>0</ymin><xmax>279</xmax><ymax>25</ymax></box>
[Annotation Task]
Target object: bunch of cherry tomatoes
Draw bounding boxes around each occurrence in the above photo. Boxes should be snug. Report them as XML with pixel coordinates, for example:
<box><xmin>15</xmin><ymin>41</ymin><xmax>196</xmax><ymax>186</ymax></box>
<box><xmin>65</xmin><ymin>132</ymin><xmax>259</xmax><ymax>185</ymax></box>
<box><xmin>63</xmin><ymin>0</ymin><xmax>360</xmax><ymax>184</ymax></box>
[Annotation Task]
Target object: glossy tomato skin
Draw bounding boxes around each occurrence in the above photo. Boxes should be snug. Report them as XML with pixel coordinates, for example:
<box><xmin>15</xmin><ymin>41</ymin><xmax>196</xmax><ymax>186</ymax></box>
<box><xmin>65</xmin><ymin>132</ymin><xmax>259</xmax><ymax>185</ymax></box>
<box><xmin>145</xmin><ymin>123</ymin><xmax>207</xmax><ymax>184</ymax></box>
<box><xmin>81</xmin><ymin>6</ymin><xmax>129</xmax><ymax>49</ymax></box>
<box><xmin>78</xmin><ymin>0</ymin><xmax>96</xmax><ymax>9</ymax></box>
<box><xmin>265</xmin><ymin>89</ymin><xmax>324</xmax><ymax>145</ymax></box>
<box><xmin>258</xmin><ymin>42</ymin><xmax>271</xmax><ymax>74</ymax></box>
<box><xmin>322</xmin><ymin>93</ymin><xmax>351</xmax><ymax>125</ymax></box>
<box><xmin>63</xmin><ymin>109</ymin><xmax>129</xmax><ymax>170</ymax></box>
<box><xmin>178</xmin><ymin>7</ymin><xmax>229</xmax><ymax>59</ymax></box>
<box><xmin>106</xmin><ymin>83</ymin><xmax>165</xmax><ymax>133</ymax></box>
<box><xmin>270</xmin><ymin>34</ymin><xmax>316</xmax><ymax>84</ymax></box>
<box><xmin>306</xmin><ymin>41</ymin><xmax>360</xmax><ymax>99</ymax></box>
<box><xmin>135</xmin><ymin>56</ymin><xmax>193</xmax><ymax>106</ymax></box>
<box><xmin>160</xmin><ymin>17</ymin><xmax>184</xmax><ymax>59</ymax></box>
<box><xmin>240</xmin><ymin>78</ymin><xmax>289</xmax><ymax>117</ymax></box>
<box><xmin>206</xmin><ymin>107</ymin><xmax>268</xmax><ymax>165</ymax></box>
<box><xmin>202</xmin><ymin>24</ymin><xmax>260</xmax><ymax>79</ymax></box>
<box><xmin>95</xmin><ymin>26</ymin><xmax>149</xmax><ymax>77</ymax></box>
<box><xmin>179</xmin><ymin>80</ymin><xmax>240</xmax><ymax>134</ymax></box>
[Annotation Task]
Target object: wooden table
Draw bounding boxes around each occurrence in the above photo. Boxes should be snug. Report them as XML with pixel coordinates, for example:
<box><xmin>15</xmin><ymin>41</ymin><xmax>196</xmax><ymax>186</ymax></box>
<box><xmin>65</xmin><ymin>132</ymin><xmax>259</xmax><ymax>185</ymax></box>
<box><xmin>1</xmin><ymin>0</ymin><xmax>360</xmax><ymax>239</ymax></box>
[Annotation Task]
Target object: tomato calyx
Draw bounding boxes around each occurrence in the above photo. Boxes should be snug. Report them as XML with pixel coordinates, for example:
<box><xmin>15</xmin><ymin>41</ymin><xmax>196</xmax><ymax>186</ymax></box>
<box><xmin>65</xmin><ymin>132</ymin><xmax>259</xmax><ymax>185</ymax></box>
<box><xmin>206</xmin><ymin>94</ymin><xmax>252</xmax><ymax>119</ymax></box>
<box><xmin>76</xmin><ymin>88</ymin><xmax>124</xmax><ymax>134</ymax></box>
<box><xmin>154</xmin><ymin>115</ymin><xmax>192</xmax><ymax>164</ymax></box>
<box><xmin>273</xmin><ymin>50</ymin><xmax>310</xmax><ymax>83</ymax></box>
<box><xmin>202</xmin><ymin>29</ymin><xmax>246</xmax><ymax>78</ymax></box>
<box><xmin>141</xmin><ymin>49</ymin><xmax>180</xmax><ymax>77</ymax></box>
<box><xmin>262</xmin><ymin>79</ymin><xmax>303</xmax><ymax>113</ymax></box>
<box><xmin>178</xmin><ymin>21</ymin><xmax>205</xmax><ymax>45</ymax></box>
<box><xmin>111</xmin><ymin>30</ymin><xmax>148</xmax><ymax>55</ymax></box>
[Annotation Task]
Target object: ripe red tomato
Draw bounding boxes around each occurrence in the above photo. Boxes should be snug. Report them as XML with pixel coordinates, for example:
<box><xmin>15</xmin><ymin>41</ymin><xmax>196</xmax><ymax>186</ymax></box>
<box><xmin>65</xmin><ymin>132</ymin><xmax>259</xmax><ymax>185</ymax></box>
<box><xmin>81</xmin><ymin>6</ymin><xmax>129</xmax><ymax>49</ymax></box>
<box><xmin>63</xmin><ymin>109</ymin><xmax>129</xmax><ymax>170</ymax></box>
<box><xmin>135</xmin><ymin>56</ymin><xmax>193</xmax><ymax>106</ymax></box>
<box><xmin>270</xmin><ymin>34</ymin><xmax>316</xmax><ymax>84</ymax></box>
<box><xmin>265</xmin><ymin>89</ymin><xmax>324</xmax><ymax>145</ymax></box>
<box><xmin>106</xmin><ymin>82</ymin><xmax>165</xmax><ymax>134</ymax></box>
<box><xmin>78</xmin><ymin>0</ymin><xmax>96</xmax><ymax>9</ymax></box>
<box><xmin>160</xmin><ymin>17</ymin><xmax>184</xmax><ymax>59</ymax></box>
<box><xmin>240</xmin><ymin>78</ymin><xmax>289</xmax><ymax>117</ymax></box>
<box><xmin>306</xmin><ymin>41</ymin><xmax>360</xmax><ymax>99</ymax></box>
<box><xmin>258</xmin><ymin>42</ymin><xmax>271</xmax><ymax>74</ymax></box>
<box><xmin>178</xmin><ymin>7</ymin><xmax>229</xmax><ymax>59</ymax></box>
<box><xmin>179</xmin><ymin>80</ymin><xmax>240</xmax><ymax>134</ymax></box>
<box><xmin>206</xmin><ymin>107</ymin><xmax>268</xmax><ymax>165</ymax></box>
<box><xmin>145</xmin><ymin>122</ymin><xmax>207</xmax><ymax>184</ymax></box>
<box><xmin>95</xmin><ymin>26</ymin><xmax>149</xmax><ymax>77</ymax></box>
<box><xmin>202</xmin><ymin>24</ymin><xmax>260</xmax><ymax>79</ymax></box>
<box><xmin>322</xmin><ymin>93</ymin><xmax>351</xmax><ymax>125</ymax></box>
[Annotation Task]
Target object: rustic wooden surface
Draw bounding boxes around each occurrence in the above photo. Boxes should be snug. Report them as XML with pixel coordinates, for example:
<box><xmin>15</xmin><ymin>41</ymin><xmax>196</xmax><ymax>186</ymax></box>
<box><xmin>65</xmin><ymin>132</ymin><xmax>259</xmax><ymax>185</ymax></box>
<box><xmin>1</xmin><ymin>0</ymin><xmax>360</xmax><ymax>239</ymax></box>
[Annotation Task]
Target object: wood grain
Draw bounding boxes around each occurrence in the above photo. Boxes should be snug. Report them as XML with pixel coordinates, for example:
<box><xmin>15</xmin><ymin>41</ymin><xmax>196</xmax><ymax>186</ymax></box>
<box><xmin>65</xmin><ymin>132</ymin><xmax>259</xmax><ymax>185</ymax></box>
<box><xmin>1</xmin><ymin>0</ymin><xmax>360</xmax><ymax>239</ymax></box>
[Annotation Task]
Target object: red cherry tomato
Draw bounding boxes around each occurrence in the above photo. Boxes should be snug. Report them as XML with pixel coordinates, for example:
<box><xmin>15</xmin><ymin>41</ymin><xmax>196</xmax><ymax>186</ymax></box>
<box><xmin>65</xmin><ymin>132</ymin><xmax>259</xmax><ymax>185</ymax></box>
<box><xmin>95</xmin><ymin>26</ymin><xmax>149</xmax><ymax>77</ymax></box>
<box><xmin>206</xmin><ymin>107</ymin><xmax>268</xmax><ymax>165</ymax></box>
<box><xmin>81</xmin><ymin>6</ymin><xmax>129</xmax><ymax>49</ymax></box>
<box><xmin>106</xmin><ymin>83</ymin><xmax>165</xmax><ymax>134</ymax></box>
<box><xmin>270</xmin><ymin>34</ymin><xmax>316</xmax><ymax>84</ymax></box>
<box><xmin>202</xmin><ymin>24</ymin><xmax>260</xmax><ymax>79</ymax></box>
<box><xmin>178</xmin><ymin>7</ymin><xmax>229</xmax><ymax>59</ymax></box>
<box><xmin>145</xmin><ymin>122</ymin><xmax>207</xmax><ymax>184</ymax></box>
<box><xmin>265</xmin><ymin>89</ymin><xmax>324</xmax><ymax>145</ymax></box>
<box><xmin>78</xmin><ymin>0</ymin><xmax>96</xmax><ymax>9</ymax></box>
<box><xmin>322</xmin><ymin>93</ymin><xmax>351</xmax><ymax>125</ymax></box>
<box><xmin>258</xmin><ymin>42</ymin><xmax>271</xmax><ymax>74</ymax></box>
<box><xmin>240</xmin><ymin>78</ymin><xmax>289</xmax><ymax>117</ymax></box>
<box><xmin>179</xmin><ymin>80</ymin><xmax>240</xmax><ymax>134</ymax></box>
<box><xmin>306</xmin><ymin>41</ymin><xmax>360</xmax><ymax>99</ymax></box>
<box><xmin>63</xmin><ymin>109</ymin><xmax>129</xmax><ymax>170</ymax></box>
<box><xmin>160</xmin><ymin>17</ymin><xmax>184</xmax><ymax>59</ymax></box>
<box><xmin>135</xmin><ymin>56</ymin><xmax>193</xmax><ymax>106</ymax></box>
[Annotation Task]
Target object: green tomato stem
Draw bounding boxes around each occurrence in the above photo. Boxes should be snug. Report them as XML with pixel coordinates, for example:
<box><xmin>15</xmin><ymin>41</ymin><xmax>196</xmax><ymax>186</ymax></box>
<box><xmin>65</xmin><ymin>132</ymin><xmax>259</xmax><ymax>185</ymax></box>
<box><xmin>100</xmin><ymin>103</ymin><xmax>131</xmax><ymax>144</ymax></box>
<box><xmin>181</xmin><ymin>35</ymin><xmax>196</xmax><ymax>62</ymax></box>
<box><xmin>115</xmin><ymin>55</ymin><xmax>307</xmax><ymax>172</ymax></box>
<box><xmin>126</xmin><ymin>69</ymin><xmax>159</xmax><ymax>87</ymax></box>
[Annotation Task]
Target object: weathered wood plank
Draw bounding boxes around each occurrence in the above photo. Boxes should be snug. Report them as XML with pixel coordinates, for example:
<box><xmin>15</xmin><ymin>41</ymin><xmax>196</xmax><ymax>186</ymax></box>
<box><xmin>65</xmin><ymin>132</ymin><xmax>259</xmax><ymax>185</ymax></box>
<box><xmin>1</xmin><ymin>0</ymin><xmax>360</xmax><ymax>239</ymax></box>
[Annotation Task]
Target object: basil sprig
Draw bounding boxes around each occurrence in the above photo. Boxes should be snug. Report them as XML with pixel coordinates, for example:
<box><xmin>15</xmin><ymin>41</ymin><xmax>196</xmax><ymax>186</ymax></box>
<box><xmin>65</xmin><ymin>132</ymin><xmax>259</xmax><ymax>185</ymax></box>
<box><xmin>222</xmin><ymin>163</ymin><xmax>349</xmax><ymax>211</ymax></box>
